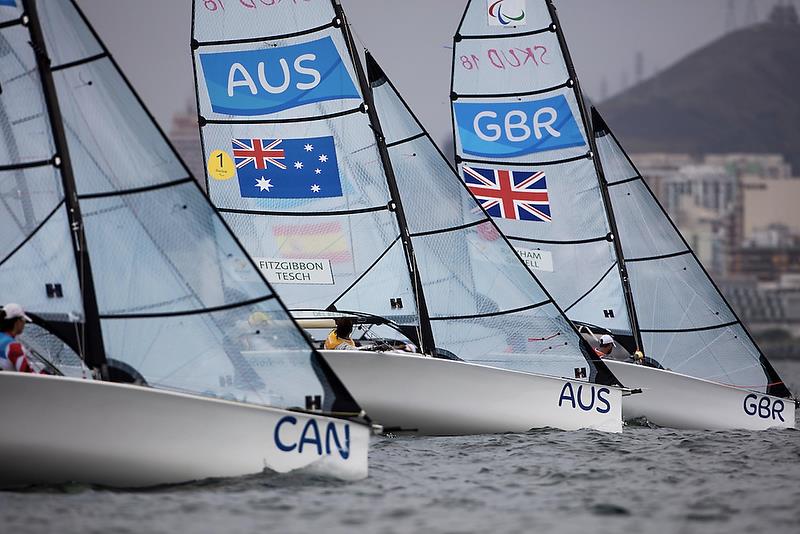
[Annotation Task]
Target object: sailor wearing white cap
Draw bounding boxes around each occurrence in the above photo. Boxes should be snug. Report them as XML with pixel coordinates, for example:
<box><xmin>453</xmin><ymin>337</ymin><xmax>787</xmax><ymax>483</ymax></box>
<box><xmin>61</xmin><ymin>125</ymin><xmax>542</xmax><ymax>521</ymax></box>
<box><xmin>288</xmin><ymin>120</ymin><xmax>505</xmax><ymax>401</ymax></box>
<box><xmin>593</xmin><ymin>334</ymin><xmax>615</xmax><ymax>358</ymax></box>
<box><xmin>0</xmin><ymin>303</ymin><xmax>39</xmax><ymax>373</ymax></box>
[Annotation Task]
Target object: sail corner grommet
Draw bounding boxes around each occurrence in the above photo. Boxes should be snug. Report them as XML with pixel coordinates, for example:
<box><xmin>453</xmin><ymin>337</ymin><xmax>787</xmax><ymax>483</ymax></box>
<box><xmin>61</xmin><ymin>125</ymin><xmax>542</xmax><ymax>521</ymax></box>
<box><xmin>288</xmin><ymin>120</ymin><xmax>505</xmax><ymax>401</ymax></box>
<box><xmin>450</xmin><ymin>92</ymin><xmax>458</xmax><ymax>102</ymax></box>
<box><xmin>52</xmin><ymin>155</ymin><xmax>61</xmax><ymax>167</ymax></box>
<box><xmin>190</xmin><ymin>39</ymin><xmax>200</xmax><ymax>51</ymax></box>
<box><xmin>454</xmin><ymin>33</ymin><xmax>462</xmax><ymax>43</ymax></box>
<box><xmin>586</xmin><ymin>150</ymin><xmax>594</xmax><ymax>159</ymax></box>
<box><xmin>548</xmin><ymin>23</ymin><xmax>557</xmax><ymax>32</ymax></box>
<box><xmin>605</xmin><ymin>233</ymin><xmax>615</xmax><ymax>242</ymax></box>
<box><xmin>387</xmin><ymin>201</ymin><xmax>396</xmax><ymax>212</ymax></box>
<box><xmin>359</xmin><ymin>102</ymin><xmax>368</xmax><ymax>113</ymax></box>
<box><xmin>454</xmin><ymin>155</ymin><xmax>463</xmax><ymax>164</ymax></box>
<box><xmin>566</xmin><ymin>78</ymin><xmax>575</xmax><ymax>88</ymax></box>
<box><xmin>198</xmin><ymin>115</ymin><xmax>207</xmax><ymax>127</ymax></box>
<box><xmin>332</xmin><ymin>17</ymin><xmax>342</xmax><ymax>28</ymax></box>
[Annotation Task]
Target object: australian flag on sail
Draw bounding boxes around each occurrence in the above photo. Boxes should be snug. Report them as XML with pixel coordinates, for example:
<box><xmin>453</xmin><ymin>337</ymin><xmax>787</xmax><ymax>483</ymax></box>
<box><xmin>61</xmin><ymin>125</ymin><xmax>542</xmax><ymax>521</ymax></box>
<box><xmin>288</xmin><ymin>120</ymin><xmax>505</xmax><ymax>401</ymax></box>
<box><xmin>463</xmin><ymin>166</ymin><xmax>551</xmax><ymax>222</ymax></box>
<box><xmin>234</xmin><ymin>136</ymin><xmax>343</xmax><ymax>199</ymax></box>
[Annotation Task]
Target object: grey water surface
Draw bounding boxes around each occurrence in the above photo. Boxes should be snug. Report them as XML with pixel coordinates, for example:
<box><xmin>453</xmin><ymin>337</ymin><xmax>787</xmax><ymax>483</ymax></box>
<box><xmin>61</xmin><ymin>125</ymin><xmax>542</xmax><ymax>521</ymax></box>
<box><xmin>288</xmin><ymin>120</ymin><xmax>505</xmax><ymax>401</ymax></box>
<box><xmin>2</xmin><ymin>360</ymin><xmax>799</xmax><ymax>534</ymax></box>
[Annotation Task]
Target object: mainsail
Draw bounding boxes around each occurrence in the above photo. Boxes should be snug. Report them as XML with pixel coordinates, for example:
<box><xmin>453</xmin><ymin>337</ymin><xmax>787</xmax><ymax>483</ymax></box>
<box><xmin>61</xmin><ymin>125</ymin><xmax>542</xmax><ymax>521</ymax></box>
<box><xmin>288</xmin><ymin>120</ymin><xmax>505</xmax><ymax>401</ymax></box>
<box><xmin>367</xmin><ymin>52</ymin><xmax>617</xmax><ymax>384</ymax></box>
<box><xmin>192</xmin><ymin>0</ymin><xmax>430</xmax><ymax>347</ymax></box>
<box><xmin>450</xmin><ymin>0</ymin><xmax>639</xmax><ymax>346</ymax></box>
<box><xmin>0</xmin><ymin>0</ymin><xmax>357</xmax><ymax>412</ymax></box>
<box><xmin>593</xmin><ymin>108</ymin><xmax>791</xmax><ymax>398</ymax></box>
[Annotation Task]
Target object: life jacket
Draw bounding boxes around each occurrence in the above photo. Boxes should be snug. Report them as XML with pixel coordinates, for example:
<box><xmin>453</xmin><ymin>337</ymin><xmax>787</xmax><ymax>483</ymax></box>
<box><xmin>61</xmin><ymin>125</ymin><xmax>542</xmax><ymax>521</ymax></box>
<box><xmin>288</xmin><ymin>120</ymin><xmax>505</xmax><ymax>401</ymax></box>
<box><xmin>324</xmin><ymin>330</ymin><xmax>355</xmax><ymax>350</ymax></box>
<box><xmin>0</xmin><ymin>331</ymin><xmax>34</xmax><ymax>372</ymax></box>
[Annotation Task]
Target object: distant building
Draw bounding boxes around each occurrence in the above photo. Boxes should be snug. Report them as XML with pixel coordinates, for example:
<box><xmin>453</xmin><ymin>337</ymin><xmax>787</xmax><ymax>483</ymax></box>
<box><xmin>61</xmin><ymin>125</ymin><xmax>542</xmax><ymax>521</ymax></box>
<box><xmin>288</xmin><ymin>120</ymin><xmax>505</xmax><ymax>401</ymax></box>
<box><xmin>169</xmin><ymin>101</ymin><xmax>205</xmax><ymax>188</ymax></box>
<box><xmin>741</xmin><ymin>176</ymin><xmax>800</xmax><ymax>241</ymax></box>
<box><xmin>704</xmin><ymin>153</ymin><xmax>792</xmax><ymax>180</ymax></box>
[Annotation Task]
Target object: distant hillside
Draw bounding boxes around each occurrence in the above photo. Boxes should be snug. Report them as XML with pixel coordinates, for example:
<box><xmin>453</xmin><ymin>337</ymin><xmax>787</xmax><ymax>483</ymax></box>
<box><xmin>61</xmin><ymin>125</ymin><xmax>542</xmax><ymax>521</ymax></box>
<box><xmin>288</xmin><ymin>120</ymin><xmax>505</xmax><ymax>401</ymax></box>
<box><xmin>598</xmin><ymin>16</ymin><xmax>800</xmax><ymax>172</ymax></box>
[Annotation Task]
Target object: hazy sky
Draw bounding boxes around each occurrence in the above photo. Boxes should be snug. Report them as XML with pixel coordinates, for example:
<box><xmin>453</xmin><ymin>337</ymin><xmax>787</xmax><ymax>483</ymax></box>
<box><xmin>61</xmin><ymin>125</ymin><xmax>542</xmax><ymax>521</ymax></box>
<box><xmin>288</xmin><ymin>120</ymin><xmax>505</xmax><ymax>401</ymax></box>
<box><xmin>76</xmin><ymin>0</ymin><xmax>759</xmax><ymax>144</ymax></box>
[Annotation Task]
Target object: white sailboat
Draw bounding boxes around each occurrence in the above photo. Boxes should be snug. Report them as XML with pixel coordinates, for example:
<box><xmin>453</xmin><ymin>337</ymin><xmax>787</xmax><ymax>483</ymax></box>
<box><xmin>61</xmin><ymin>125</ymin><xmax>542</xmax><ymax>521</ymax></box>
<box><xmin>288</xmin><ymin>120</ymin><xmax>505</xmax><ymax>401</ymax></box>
<box><xmin>449</xmin><ymin>0</ymin><xmax>795</xmax><ymax>430</ymax></box>
<box><xmin>0</xmin><ymin>0</ymin><xmax>369</xmax><ymax>488</ymax></box>
<box><xmin>191</xmin><ymin>0</ymin><xmax>627</xmax><ymax>435</ymax></box>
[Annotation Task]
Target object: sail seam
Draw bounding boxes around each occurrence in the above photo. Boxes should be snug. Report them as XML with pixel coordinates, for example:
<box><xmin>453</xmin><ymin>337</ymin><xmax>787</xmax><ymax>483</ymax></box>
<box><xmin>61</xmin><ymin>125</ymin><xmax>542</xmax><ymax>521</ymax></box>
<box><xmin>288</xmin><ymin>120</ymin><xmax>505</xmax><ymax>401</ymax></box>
<box><xmin>508</xmin><ymin>233</ymin><xmax>610</xmax><ymax>245</ymax></box>
<box><xmin>217</xmin><ymin>204</ymin><xmax>389</xmax><ymax>218</ymax></box>
<box><xmin>459</xmin><ymin>153</ymin><xmax>589</xmax><ymax>168</ymax></box>
<box><xmin>99</xmin><ymin>294</ymin><xmax>275</xmax><ymax>320</ymax></box>
<box><xmin>408</xmin><ymin>218</ymin><xmax>487</xmax><ymax>238</ymax></box>
<box><xmin>606</xmin><ymin>175</ymin><xmax>642</xmax><ymax>187</ymax></box>
<box><xmin>386</xmin><ymin>132</ymin><xmax>425</xmax><ymax>148</ymax></box>
<box><xmin>201</xmin><ymin>105</ymin><xmax>363</xmax><ymax>125</ymax></box>
<box><xmin>455</xmin><ymin>80</ymin><xmax>570</xmax><ymax>100</ymax></box>
<box><xmin>640</xmin><ymin>320</ymin><xmax>740</xmax><ymax>334</ymax></box>
<box><xmin>457</xmin><ymin>26</ymin><xmax>552</xmax><ymax>40</ymax></box>
<box><xmin>329</xmin><ymin>235</ymin><xmax>402</xmax><ymax>308</ymax></box>
<box><xmin>429</xmin><ymin>301</ymin><xmax>550</xmax><ymax>322</ymax></box>
<box><xmin>563</xmin><ymin>262</ymin><xmax>618</xmax><ymax>313</ymax></box>
<box><xmin>625</xmin><ymin>249</ymin><xmax>691</xmax><ymax>263</ymax></box>
<box><xmin>77</xmin><ymin>177</ymin><xmax>193</xmax><ymax>200</ymax></box>
<box><xmin>0</xmin><ymin>199</ymin><xmax>65</xmax><ymax>269</ymax></box>
<box><xmin>0</xmin><ymin>158</ymin><xmax>53</xmax><ymax>172</ymax></box>
<box><xmin>194</xmin><ymin>20</ymin><xmax>336</xmax><ymax>48</ymax></box>
<box><xmin>50</xmin><ymin>52</ymin><xmax>108</xmax><ymax>72</ymax></box>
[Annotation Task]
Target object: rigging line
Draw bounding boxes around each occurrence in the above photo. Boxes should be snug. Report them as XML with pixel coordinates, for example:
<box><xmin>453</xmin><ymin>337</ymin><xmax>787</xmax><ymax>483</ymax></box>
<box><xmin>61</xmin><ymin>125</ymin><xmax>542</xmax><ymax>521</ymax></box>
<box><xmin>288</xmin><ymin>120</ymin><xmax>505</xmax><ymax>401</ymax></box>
<box><xmin>328</xmin><ymin>235</ymin><xmax>402</xmax><ymax>308</ymax></box>
<box><xmin>77</xmin><ymin>177</ymin><xmax>193</xmax><ymax>200</ymax></box>
<box><xmin>217</xmin><ymin>204</ymin><xmax>389</xmax><ymax>218</ymax></box>
<box><xmin>456</xmin><ymin>25</ymin><xmax>552</xmax><ymax>40</ymax></box>
<box><xmin>454</xmin><ymin>80</ymin><xmax>570</xmax><ymax>100</ymax></box>
<box><xmin>99</xmin><ymin>294</ymin><xmax>275</xmax><ymax>320</ymax></box>
<box><xmin>200</xmin><ymin>105</ymin><xmax>363</xmax><ymax>125</ymax></box>
<box><xmin>193</xmin><ymin>19</ymin><xmax>337</xmax><ymax>48</ymax></box>
<box><xmin>0</xmin><ymin>198</ymin><xmax>64</xmax><ymax>268</ymax></box>
<box><xmin>458</xmin><ymin>152</ymin><xmax>590</xmax><ymax>167</ymax></box>
<box><xmin>429</xmin><ymin>300</ymin><xmax>549</xmax><ymax>322</ymax></box>
<box><xmin>0</xmin><ymin>17</ymin><xmax>22</xmax><ymax>30</ymax></box>
<box><xmin>563</xmin><ymin>262</ymin><xmax>617</xmax><ymax>313</ymax></box>
<box><xmin>50</xmin><ymin>52</ymin><xmax>108</xmax><ymax>72</ymax></box>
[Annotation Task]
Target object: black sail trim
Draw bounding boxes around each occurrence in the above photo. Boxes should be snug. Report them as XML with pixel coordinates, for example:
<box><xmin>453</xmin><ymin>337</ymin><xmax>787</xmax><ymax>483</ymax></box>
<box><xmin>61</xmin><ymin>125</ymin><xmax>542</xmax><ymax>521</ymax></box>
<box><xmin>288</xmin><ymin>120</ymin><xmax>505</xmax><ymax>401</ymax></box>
<box><xmin>0</xmin><ymin>198</ymin><xmax>65</xmax><ymax>268</ymax></box>
<box><xmin>77</xmin><ymin>177</ymin><xmax>193</xmax><ymax>200</ymax></box>
<box><xmin>386</xmin><ymin>132</ymin><xmax>425</xmax><ymax>148</ymax></box>
<box><xmin>508</xmin><ymin>233</ymin><xmax>610</xmax><ymax>245</ymax></box>
<box><xmin>607</xmin><ymin>175</ymin><xmax>642</xmax><ymax>187</ymax></box>
<box><xmin>640</xmin><ymin>320</ymin><xmax>740</xmax><ymax>334</ymax></box>
<box><xmin>201</xmin><ymin>105</ymin><xmax>363</xmax><ymax>125</ymax></box>
<box><xmin>193</xmin><ymin>20</ymin><xmax>337</xmax><ymax>48</ymax></box>
<box><xmin>454</xmin><ymin>80</ymin><xmax>570</xmax><ymax>100</ymax></box>
<box><xmin>329</xmin><ymin>235</ymin><xmax>402</xmax><ymax>309</ymax></box>
<box><xmin>430</xmin><ymin>301</ymin><xmax>550</xmax><ymax>322</ymax></box>
<box><xmin>457</xmin><ymin>25</ymin><xmax>552</xmax><ymax>40</ymax></box>
<box><xmin>625</xmin><ymin>249</ymin><xmax>692</xmax><ymax>263</ymax></box>
<box><xmin>458</xmin><ymin>153</ymin><xmax>590</xmax><ymax>168</ymax></box>
<box><xmin>409</xmin><ymin>218</ymin><xmax>487</xmax><ymax>238</ymax></box>
<box><xmin>50</xmin><ymin>52</ymin><xmax>108</xmax><ymax>72</ymax></box>
<box><xmin>0</xmin><ymin>158</ymin><xmax>54</xmax><ymax>172</ymax></box>
<box><xmin>100</xmin><ymin>295</ymin><xmax>275</xmax><ymax>320</ymax></box>
<box><xmin>563</xmin><ymin>262</ymin><xmax>617</xmax><ymax>313</ymax></box>
<box><xmin>0</xmin><ymin>17</ymin><xmax>22</xmax><ymax>30</ymax></box>
<box><xmin>218</xmin><ymin>204</ymin><xmax>390</xmax><ymax>218</ymax></box>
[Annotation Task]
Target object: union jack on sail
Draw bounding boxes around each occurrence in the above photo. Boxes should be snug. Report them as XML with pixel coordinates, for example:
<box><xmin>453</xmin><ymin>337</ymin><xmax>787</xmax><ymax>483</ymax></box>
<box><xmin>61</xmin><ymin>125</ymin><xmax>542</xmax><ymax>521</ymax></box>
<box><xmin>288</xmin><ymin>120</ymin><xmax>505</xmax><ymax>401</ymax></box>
<box><xmin>462</xmin><ymin>166</ymin><xmax>551</xmax><ymax>222</ymax></box>
<box><xmin>232</xmin><ymin>138</ymin><xmax>286</xmax><ymax>170</ymax></box>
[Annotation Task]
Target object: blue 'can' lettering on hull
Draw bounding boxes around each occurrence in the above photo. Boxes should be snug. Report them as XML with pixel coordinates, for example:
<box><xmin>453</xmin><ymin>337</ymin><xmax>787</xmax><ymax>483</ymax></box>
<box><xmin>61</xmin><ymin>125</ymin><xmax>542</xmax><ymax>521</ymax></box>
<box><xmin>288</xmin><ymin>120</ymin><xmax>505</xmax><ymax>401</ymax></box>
<box><xmin>558</xmin><ymin>382</ymin><xmax>611</xmax><ymax>414</ymax></box>
<box><xmin>274</xmin><ymin>415</ymin><xmax>351</xmax><ymax>459</ymax></box>
<box><xmin>743</xmin><ymin>393</ymin><xmax>785</xmax><ymax>421</ymax></box>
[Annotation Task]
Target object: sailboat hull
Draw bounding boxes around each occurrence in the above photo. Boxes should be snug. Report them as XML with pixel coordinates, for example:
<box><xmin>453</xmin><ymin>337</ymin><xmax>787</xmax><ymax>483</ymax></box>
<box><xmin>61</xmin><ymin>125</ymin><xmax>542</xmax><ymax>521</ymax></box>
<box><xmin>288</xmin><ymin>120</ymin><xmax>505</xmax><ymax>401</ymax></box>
<box><xmin>320</xmin><ymin>350</ymin><xmax>623</xmax><ymax>434</ymax></box>
<box><xmin>605</xmin><ymin>360</ymin><xmax>796</xmax><ymax>430</ymax></box>
<box><xmin>0</xmin><ymin>373</ymin><xmax>369</xmax><ymax>488</ymax></box>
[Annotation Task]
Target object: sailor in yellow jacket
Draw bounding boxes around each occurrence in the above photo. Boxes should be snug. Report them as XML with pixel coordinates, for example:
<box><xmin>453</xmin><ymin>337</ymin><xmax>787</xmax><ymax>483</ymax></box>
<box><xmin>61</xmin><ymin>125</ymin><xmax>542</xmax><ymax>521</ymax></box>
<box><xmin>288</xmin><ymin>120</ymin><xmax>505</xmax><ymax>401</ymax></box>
<box><xmin>324</xmin><ymin>317</ymin><xmax>356</xmax><ymax>350</ymax></box>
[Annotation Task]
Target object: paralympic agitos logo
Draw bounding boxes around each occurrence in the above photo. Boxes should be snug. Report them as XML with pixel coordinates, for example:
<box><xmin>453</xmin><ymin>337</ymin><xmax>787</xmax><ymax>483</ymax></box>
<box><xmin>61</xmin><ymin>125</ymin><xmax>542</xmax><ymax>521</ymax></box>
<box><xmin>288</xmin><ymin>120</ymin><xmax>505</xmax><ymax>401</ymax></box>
<box><xmin>488</xmin><ymin>0</ymin><xmax>526</xmax><ymax>27</ymax></box>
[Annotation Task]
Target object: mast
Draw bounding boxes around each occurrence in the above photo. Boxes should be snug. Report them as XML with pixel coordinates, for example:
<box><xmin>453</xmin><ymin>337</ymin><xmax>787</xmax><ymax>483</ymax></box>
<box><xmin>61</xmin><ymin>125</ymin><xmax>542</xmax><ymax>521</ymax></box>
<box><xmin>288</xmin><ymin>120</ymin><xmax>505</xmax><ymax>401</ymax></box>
<box><xmin>20</xmin><ymin>0</ymin><xmax>107</xmax><ymax>370</ymax></box>
<box><xmin>546</xmin><ymin>0</ymin><xmax>644</xmax><ymax>352</ymax></box>
<box><xmin>331</xmin><ymin>0</ymin><xmax>437</xmax><ymax>353</ymax></box>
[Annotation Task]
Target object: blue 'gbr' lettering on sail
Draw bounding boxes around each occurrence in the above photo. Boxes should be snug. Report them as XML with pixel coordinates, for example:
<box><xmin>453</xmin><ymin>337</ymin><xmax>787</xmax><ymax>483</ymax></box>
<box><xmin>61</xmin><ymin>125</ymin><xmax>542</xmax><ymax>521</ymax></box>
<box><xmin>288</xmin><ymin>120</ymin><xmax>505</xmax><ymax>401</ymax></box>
<box><xmin>199</xmin><ymin>36</ymin><xmax>360</xmax><ymax>116</ymax></box>
<box><xmin>558</xmin><ymin>382</ymin><xmax>612</xmax><ymax>414</ymax></box>
<box><xmin>743</xmin><ymin>393</ymin><xmax>785</xmax><ymax>422</ymax></box>
<box><xmin>454</xmin><ymin>95</ymin><xmax>585</xmax><ymax>158</ymax></box>
<box><xmin>274</xmin><ymin>415</ymin><xmax>351</xmax><ymax>459</ymax></box>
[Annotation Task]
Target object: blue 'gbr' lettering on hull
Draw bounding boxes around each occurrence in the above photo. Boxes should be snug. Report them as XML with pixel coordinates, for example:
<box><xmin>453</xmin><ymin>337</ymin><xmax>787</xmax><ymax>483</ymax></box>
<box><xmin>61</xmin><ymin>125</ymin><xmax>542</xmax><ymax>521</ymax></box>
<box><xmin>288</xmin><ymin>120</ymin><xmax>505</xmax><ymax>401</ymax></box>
<box><xmin>274</xmin><ymin>415</ymin><xmax>351</xmax><ymax>459</ymax></box>
<box><xmin>743</xmin><ymin>393</ymin><xmax>785</xmax><ymax>421</ymax></box>
<box><xmin>558</xmin><ymin>382</ymin><xmax>612</xmax><ymax>414</ymax></box>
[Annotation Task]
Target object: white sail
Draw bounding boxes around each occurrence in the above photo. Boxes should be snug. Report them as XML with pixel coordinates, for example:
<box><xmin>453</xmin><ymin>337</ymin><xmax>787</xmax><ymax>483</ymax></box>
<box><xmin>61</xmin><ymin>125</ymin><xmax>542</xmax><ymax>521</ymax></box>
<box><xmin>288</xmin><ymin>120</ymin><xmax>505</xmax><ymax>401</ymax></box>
<box><xmin>450</xmin><ymin>0</ymin><xmax>634</xmax><ymax>340</ymax></box>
